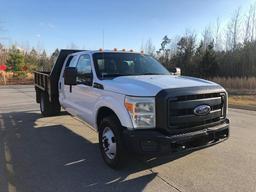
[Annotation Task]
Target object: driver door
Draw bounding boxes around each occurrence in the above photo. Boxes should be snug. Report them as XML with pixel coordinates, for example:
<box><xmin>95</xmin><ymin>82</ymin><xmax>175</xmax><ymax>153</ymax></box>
<box><xmin>70</xmin><ymin>54</ymin><xmax>98</xmax><ymax>126</ymax></box>
<box><xmin>59</xmin><ymin>54</ymin><xmax>79</xmax><ymax>115</ymax></box>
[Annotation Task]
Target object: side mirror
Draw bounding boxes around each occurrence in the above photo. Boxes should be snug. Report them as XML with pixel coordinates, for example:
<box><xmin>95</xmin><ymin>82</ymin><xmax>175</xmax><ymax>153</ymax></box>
<box><xmin>64</xmin><ymin>67</ymin><xmax>77</xmax><ymax>92</ymax></box>
<box><xmin>167</xmin><ymin>67</ymin><xmax>181</xmax><ymax>76</ymax></box>
<box><xmin>64</xmin><ymin>67</ymin><xmax>77</xmax><ymax>85</ymax></box>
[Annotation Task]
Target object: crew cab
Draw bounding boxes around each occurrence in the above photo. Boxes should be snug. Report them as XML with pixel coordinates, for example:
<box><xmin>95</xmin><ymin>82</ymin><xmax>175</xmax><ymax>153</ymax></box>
<box><xmin>34</xmin><ymin>49</ymin><xmax>229</xmax><ymax>168</ymax></box>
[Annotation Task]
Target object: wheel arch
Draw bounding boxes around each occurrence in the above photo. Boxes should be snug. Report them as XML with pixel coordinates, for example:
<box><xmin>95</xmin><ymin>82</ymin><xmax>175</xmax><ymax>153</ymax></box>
<box><xmin>97</xmin><ymin>107</ymin><xmax>118</xmax><ymax>128</ymax></box>
<box><xmin>95</xmin><ymin>105</ymin><xmax>133</xmax><ymax>131</ymax></box>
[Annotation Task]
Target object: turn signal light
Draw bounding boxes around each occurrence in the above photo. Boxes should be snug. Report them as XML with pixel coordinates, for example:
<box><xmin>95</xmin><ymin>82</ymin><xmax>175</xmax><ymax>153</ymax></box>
<box><xmin>125</xmin><ymin>102</ymin><xmax>134</xmax><ymax>112</ymax></box>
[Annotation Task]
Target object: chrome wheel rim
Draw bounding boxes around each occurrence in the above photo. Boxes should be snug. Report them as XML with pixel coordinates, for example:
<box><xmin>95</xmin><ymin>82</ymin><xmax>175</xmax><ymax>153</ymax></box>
<box><xmin>102</xmin><ymin>127</ymin><xmax>116</xmax><ymax>160</ymax></box>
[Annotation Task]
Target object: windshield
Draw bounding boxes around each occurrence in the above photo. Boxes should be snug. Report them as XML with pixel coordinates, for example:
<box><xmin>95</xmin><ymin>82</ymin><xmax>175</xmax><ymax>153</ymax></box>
<box><xmin>93</xmin><ymin>52</ymin><xmax>170</xmax><ymax>79</ymax></box>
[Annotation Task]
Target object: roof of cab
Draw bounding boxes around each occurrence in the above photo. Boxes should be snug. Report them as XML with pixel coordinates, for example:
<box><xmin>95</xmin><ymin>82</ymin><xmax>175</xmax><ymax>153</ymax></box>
<box><xmin>70</xmin><ymin>49</ymin><xmax>143</xmax><ymax>55</ymax></box>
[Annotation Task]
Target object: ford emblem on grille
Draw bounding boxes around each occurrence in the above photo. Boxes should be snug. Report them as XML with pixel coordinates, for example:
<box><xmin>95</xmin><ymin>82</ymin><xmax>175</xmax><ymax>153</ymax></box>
<box><xmin>194</xmin><ymin>105</ymin><xmax>211</xmax><ymax>116</ymax></box>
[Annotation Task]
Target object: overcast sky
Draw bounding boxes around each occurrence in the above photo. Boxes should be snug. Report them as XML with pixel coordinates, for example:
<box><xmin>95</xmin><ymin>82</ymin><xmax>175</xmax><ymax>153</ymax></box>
<box><xmin>0</xmin><ymin>0</ymin><xmax>254</xmax><ymax>53</ymax></box>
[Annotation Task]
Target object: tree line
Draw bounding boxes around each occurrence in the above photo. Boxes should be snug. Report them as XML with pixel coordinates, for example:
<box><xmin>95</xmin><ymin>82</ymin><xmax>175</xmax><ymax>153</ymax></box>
<box><xmin>143</xmin><ymin>3</ymin><xmax>256</xmax><ymax>78</ymax></box>
<box><xmin>0</xmin><ymin>44</ymin><xmax>59</xmax><ymax>72</ymax></box>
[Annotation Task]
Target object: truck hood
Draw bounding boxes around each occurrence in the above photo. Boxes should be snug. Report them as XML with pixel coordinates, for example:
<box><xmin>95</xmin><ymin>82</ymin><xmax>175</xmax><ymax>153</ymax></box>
<box><xmin>102</xmin><ymin>75</ymin><xmax>221</xmax><ymax>96</ymax></box>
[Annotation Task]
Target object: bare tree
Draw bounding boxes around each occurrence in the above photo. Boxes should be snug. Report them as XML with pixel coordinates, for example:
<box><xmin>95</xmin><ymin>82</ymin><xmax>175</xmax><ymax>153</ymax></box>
<box><xmin>143</xmin><ymin>39</ymin><xmax>156</xmax><ymax>56</ymax></box>
<box><xmin>244</xmin><ymin>4</ymin><xmax>256</xmax><ymax>42</ymax></box>
<box><xmin>250</xmin><ymin>3</ymin><xmax>256</xmax><ymax>41</ymax></box>
<box><xmin>244</xmin><ymin>6</ymin><xmax>252</xmax><ymax>42</ymax></box>
<box><xmin>226</xmin><ymin>8</ymin><xmax>241</xmax><ymax>50</ymax></box>
<box><xmin>202</xmin><ymin>25</ymin><xmax>213</xmax><ymax>51</ymax></box>
<box><xmin>214</xmin><ymin>18</ymin><xmax>222</xmax><ymax>51</ymax></box>
<box><xmin>233</xmin><ymin>8</ymin><xmax>241</xmax><ymax>49</ymax></box>
<box><xmin>0</xmin><ymin>21</ymin><xmax>8</xmax><ymax>65</ymax></box>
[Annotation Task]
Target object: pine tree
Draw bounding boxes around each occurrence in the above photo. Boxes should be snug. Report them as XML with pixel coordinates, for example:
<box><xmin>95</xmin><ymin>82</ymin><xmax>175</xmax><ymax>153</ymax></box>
<box><xmin>24</xmin><ymin>48</ymin><xmax>38</xmax><ymax>71</ymax></box>
<box><xmin>175</xmin><ymin>35</ymin><xmax>196</xmax><ymax>75</ymax></box>
<box><xmin>6</xmin><ymin>46</ymin><xmax>25</xmax><ymax>71</ymax></box>
<box><xmin>199</xmin><ymin>42</ymin><xmax>219</xmax><ymax>77</ymax></box>
<box><xmin>38</xmin><ymin>50</ymin><xmax>50</xmax><ymax>71</ymax></box>
<box><xmin>157</xmin><ymin>36</ymin><xmax>171</xmax><ymax>66</ymax></box>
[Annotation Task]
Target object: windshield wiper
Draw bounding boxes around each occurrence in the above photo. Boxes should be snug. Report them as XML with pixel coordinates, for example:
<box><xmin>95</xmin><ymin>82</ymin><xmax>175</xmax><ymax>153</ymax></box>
<box><xmin>140</xmin><ymin>72</ymin><xmax>163</xmax><ymax>75</ymax></box>
<box><xmin>101</xmin><ymin>73</ymin><xmax>133</xmax><ymax>79</ymax></box>
<box><xmin>101</xmin><ymin>72</ymin><xmax>165</xmax><ymax>79</ymax></box>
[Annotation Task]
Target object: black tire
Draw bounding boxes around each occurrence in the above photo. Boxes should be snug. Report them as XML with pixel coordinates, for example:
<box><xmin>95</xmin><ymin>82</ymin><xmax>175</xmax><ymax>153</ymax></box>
<box><xmin>51</xmin><ymin>101</ymin><xmax>61</xmax><ymax>115</ymax></box>
<box><xmin>40</xmin><ymin>92</ymin><xmax>60</xmax><ymax>117</ymax></box>
<box><xmin>98</xmin><ymin>115</ymin><xmax>126</xmax><ymax>169</ymax></box>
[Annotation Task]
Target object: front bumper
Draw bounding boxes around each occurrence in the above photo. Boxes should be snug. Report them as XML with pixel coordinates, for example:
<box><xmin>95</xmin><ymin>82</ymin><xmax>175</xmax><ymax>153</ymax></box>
<box><xmin>123</xmin><ymin>119</ymin><xmax>229</xmax><ymax>155</ymax></box>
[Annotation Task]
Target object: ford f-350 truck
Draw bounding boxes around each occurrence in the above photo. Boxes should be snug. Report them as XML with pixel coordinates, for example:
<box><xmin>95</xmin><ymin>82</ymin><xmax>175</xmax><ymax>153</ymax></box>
<box><xmin>34</xmin><ymin>49</ymin><xmax>229</xmax><ymax>168</ymax></box>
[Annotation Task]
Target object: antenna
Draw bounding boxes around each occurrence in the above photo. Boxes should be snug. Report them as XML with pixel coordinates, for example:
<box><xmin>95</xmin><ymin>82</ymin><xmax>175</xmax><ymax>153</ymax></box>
<box><xmin>102</xmin><ymin>29</ymin><xmax>105</xmax><ymax>50</ymax></box>
<box><xmin>101</xmin><ymin>29</ymin><xmax>105</xmax><ymax>79</ymax></box>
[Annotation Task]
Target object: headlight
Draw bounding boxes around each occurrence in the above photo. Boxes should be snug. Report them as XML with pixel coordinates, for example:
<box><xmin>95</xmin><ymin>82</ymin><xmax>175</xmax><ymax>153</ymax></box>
<box><xmin>124</xmin><ymin>96</ymin><xmax>155</xmax><ymax>129</ymax></box>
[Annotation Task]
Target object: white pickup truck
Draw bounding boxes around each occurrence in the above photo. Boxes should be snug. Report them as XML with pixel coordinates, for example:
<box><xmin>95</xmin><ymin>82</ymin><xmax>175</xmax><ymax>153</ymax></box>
<box><xmin>34</xmin><ymin>49</ymin><xmax>229</xmax><ymax>168</ymax></box>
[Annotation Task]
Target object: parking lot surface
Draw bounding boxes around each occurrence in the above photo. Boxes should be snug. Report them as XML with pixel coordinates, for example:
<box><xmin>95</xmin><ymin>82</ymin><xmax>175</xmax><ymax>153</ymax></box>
<box><xmin>0</xmin><ymin>85</ymin><xmax>256</xmax><ymax>192</ymax></box>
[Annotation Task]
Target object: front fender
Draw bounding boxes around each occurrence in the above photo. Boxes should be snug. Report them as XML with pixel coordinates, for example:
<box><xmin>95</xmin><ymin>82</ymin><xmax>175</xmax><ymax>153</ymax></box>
<box><xmin>93</xmin><ymin>95</ymin><xmax>133</xmax><ymax>130</ymax></box>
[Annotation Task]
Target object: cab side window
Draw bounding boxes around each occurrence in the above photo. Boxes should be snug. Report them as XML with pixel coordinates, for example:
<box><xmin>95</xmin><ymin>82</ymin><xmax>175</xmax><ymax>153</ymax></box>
<box><xmin>76</xmin><ymin>54</ymin><xmax>93</xmax><ymax>86</ymax></box>
<box><xmin>66</xmin><ymin>55</ymin><xmax>77</xmax><ymax>67</ymax></box>
<box><xmin>63</xmin><ymin>55</ymin><xmax>77</xmax><ymax>77</ymax></box>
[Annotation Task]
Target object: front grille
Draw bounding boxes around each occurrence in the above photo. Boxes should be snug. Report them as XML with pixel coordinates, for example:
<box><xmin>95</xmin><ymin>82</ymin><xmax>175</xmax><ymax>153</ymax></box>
<box><xmin>176</xmin><ymin>93</ymin><xmax>221</xmax><ymax>101</ymax></box>
<box><xmin>168</xmin><ymin>92</ymin><xmax>226</xmax><ymax>130</ymax></box>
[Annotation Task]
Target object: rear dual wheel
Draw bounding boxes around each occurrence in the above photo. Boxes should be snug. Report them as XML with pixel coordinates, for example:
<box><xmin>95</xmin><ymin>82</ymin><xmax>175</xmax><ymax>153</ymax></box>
<box><xmin>40</xmin><ymin>92</ymin><xmax>60</xmax><ymax>117</ymax></box>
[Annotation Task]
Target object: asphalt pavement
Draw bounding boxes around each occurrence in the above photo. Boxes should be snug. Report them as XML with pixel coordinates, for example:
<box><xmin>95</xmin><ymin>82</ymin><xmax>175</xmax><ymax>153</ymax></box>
<box><xmin>0</xmin><ymin>85</ymin><xmax>256</xmax><ymax>192</ymax></box>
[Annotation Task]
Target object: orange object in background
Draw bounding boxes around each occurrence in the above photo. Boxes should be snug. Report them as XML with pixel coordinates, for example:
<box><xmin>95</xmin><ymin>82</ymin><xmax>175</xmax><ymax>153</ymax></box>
<box><xmin>22</xmin><ymin>66</ymin><xmax>28</xmax><ymax>71</ymax></box>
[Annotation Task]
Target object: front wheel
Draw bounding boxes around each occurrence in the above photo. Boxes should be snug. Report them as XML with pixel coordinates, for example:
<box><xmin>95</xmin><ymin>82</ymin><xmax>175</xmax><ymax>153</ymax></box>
<box><xmin>99</xmin><ymin>116</ymin><xmax>126</xmax><ymax>169</ymax></box>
